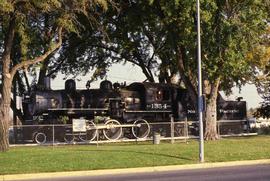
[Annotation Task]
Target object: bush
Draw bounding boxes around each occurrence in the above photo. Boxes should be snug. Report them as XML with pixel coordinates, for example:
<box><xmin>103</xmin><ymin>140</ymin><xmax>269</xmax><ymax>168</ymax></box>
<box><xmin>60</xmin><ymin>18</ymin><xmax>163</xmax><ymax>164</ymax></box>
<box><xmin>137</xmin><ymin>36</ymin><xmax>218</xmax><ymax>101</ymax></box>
<box><xmin>249</xmin><ymin>127</ymin><xmax>258</xmax><ymax>133</ymax></box>
<box><xmin>258</xmin><ymin>125</ymin><xmax>270</xmax><ymax>135</ymax></box>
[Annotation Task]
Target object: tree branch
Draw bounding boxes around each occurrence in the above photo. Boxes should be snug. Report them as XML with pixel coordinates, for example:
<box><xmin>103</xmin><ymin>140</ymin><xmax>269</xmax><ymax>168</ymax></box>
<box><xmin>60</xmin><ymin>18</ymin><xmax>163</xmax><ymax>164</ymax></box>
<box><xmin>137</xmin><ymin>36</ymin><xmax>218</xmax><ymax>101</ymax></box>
<box><xmin>2</xmin><ymin>15</ymin><xmax>16</xmax><ymax>79</ymax></box>
<box><xmin>10</xmin><ymin>27</ymin><xmax>63</xmax><ymax>79</ymax></box>
<box><xmin>177</xmin><ymin>46</ymin><xmax>197</xmax><ymax>105</ymax></box>
<box><xmin>133</xmin><ymin>48</ymin><xmax>155</xmax><ymax>82</ymax></box>
<box><xmin>46</xmin><ymin>58</ymin><xmax>65</xmax><ymax>77</ymax></box>
<box><xmin>90</xmin><ymin>43</ymin><xmax>142</xmax><ymax>67</ymax></box>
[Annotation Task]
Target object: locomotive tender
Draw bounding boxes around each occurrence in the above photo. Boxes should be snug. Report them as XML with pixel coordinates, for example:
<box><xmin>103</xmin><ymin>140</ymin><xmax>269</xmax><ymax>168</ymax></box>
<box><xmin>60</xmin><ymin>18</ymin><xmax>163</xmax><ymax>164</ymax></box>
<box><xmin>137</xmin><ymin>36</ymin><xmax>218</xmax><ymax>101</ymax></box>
<box><xmin>21</xmin><ymin>78</ymin><xmax>247</xmax><ymax>143</ymax></box>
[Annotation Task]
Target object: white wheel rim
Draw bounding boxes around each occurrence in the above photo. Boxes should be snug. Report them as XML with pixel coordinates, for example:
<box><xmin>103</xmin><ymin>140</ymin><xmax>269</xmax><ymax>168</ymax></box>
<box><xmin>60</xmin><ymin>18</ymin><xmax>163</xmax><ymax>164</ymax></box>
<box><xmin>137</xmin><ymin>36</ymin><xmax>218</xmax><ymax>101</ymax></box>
<box><xmin>103</xmin><ymin>119</ymin><xmax>122</xmax><ymax>140</ymax></box>
<box><xmin>132</xmin><ymin>119</ymin><xmax>150</xmax><ymax>139</ymax></box>
<box><xmin>80</xmin><ymin>120</ymin><xmax>97</xmax><ymax>142</ymax></box>
<box><xmin>35</xmin><ymin>132</ymin><xmax>46</xmax><ymax>144</ymax></box>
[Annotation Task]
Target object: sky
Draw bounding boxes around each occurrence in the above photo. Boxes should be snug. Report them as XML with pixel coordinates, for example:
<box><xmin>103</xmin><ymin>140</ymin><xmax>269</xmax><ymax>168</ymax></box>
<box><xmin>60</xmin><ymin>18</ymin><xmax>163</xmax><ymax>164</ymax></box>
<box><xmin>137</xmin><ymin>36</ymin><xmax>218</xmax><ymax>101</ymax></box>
<box><xmin>224</xmin><ymin>85</ymin><xmax>262</xmax><ymax>109</ymax></box>
<box><xmin>51</xmin><ymin>62</ymin><xmax>263</xmax><ymax>109</ymax></box>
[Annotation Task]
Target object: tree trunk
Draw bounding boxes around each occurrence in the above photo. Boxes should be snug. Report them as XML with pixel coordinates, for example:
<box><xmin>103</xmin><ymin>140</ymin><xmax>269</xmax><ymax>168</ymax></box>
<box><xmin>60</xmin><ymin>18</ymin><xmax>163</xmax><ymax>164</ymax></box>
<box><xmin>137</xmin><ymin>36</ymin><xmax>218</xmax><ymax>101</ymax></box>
<box><xmin>0</xmin><ymin>80</ymin><xmax>12</xmax><ymax>152</ymax></box>
<box><xmin>176</xmin><ymin>46</ymin><xmax>197</xmax><ymax>105</ymax></box>
<box><xmin>0</xmin><ymin>105</ymin><xmax>10</xmax><ymax>151</ymax></box>
<box><xmin>204</xmin><ymin>95</ymin><xmax>219</xmax><ymax>140</ymax></box>
<box><xmin>204</xmin><ymin>78</ymin><xmax>220</xmax><ymax>140</ymax></box>
<box><xmin>0</xmin><ymin>15</ymin><xmax>15</xmax><ymax>152</ymax></box>
<box><xmin>37</xmin><ymin>59</ymin><xmax>49</xmax><ymax>87</ymax></box>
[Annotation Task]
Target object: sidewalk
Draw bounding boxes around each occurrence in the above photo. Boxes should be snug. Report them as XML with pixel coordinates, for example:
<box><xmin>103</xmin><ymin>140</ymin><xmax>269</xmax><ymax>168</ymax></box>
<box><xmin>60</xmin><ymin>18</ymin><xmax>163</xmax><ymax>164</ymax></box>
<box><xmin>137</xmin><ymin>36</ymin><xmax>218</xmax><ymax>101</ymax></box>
<box><xmin>2</xmin><ymin>159</ymin><xmax>270</xmax><ymax>181</ymax></box>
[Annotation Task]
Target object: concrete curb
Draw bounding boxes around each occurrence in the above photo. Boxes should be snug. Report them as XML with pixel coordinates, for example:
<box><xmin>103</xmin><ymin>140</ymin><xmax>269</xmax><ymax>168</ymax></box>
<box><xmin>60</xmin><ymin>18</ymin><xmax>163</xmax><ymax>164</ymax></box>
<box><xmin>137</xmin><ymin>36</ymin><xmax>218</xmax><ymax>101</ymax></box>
<box><xmin>2</xmin><ymin>159</ymin><xmax>270</xmax><ymax>181</ymax></box>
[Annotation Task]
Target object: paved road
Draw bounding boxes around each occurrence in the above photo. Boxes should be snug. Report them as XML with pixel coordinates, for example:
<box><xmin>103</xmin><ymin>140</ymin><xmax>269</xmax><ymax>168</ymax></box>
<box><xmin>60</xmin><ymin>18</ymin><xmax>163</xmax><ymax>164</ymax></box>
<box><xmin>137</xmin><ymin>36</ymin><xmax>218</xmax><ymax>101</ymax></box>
<box><xmin>12</xmin><ymin>164</ymin><xmax>270</xmax><ymax>181</ymax></box>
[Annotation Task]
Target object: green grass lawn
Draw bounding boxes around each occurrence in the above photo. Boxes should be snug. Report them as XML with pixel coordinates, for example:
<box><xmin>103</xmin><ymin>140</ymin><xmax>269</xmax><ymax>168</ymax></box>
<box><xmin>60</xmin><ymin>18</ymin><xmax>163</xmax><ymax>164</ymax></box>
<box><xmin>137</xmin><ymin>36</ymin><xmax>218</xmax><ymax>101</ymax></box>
<box><xmin>0</xmin><ymin>136</ymin><xmax>270</xmax><ymax>175</ymax></box>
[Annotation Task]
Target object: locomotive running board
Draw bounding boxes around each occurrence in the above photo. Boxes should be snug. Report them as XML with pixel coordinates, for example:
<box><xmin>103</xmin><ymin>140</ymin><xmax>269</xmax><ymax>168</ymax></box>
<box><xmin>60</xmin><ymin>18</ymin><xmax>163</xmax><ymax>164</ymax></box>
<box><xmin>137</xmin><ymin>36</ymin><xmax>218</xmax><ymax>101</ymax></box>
<box><xmin>124</xmin><ymin>110</ymin><xmax>172</xmax><ymax>113</ymax></box>
<box><xmin>48</xmin><ymin>108</ymin><xmax>108</xmax><ymax>111</ymax></box>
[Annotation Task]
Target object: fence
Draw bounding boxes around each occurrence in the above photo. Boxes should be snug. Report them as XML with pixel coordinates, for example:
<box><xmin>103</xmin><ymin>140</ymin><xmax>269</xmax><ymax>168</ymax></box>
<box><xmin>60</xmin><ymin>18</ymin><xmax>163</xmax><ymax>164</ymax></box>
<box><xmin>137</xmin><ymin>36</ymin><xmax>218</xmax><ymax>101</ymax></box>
<box><xmin>8</xmin><ymin>119</ymin><xmax>252</xmax><ymax>145</ymax></box>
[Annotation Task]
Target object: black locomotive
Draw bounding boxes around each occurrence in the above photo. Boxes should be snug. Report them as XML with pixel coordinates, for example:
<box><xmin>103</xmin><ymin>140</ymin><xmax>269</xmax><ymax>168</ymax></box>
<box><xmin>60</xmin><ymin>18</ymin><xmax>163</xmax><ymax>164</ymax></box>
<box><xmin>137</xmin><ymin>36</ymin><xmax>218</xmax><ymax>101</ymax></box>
<box><xmin>20</xmin><ymin>78</ymin><xmax>247</xmax><ymax>143</ymax></box>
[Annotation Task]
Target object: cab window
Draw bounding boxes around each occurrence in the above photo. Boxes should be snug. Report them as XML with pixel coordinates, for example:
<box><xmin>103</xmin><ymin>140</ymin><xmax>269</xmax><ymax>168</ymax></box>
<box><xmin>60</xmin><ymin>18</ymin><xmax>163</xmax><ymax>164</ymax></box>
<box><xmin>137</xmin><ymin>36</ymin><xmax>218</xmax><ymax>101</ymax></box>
<box><xmin>156</xmin><ymin>89</ymin><xmax>170</xmax><ymax>101</ymax></box>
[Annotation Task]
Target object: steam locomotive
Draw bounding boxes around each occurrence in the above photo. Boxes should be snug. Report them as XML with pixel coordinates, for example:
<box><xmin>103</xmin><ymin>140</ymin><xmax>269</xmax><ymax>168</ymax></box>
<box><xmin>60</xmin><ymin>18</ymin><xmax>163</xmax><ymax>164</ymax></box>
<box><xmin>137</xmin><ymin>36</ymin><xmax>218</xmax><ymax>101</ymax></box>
<box><xmin>20</xmin><ymin>78</ymin><xmax>247</xmax><ymax>143</ymax></box>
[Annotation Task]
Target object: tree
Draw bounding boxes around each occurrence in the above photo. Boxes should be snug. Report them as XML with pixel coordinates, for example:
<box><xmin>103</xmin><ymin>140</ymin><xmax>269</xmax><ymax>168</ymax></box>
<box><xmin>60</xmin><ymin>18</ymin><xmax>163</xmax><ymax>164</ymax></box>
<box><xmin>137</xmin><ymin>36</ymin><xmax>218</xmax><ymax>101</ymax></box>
<box><xmin>253</xmin><ymin>46</ymin><xmax>270</xmax><ymax>118</ymax></box>
<box><xmin>248</xmin><ymin>2</ymin><xmax>270</xmax><ymax>118</ymax></box>
<box><xmin>0</xmin><ymin>0</ymin><xmax>110</xmax><ymax>152</ymax></box>
<box><xmin>253</xmin><ymin>36</ymin><xmax>270</xmax><ymax>118</ymax></box>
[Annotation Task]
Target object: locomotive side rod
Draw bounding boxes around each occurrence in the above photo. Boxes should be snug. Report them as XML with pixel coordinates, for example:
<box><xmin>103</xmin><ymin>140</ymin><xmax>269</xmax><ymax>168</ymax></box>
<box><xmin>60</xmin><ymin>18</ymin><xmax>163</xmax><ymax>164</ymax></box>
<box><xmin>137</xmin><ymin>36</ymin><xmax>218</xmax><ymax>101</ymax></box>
<box><xmin>88</xmin><ymin>123</ymin><xmax>143</xmax><ymax>130</ymax></box>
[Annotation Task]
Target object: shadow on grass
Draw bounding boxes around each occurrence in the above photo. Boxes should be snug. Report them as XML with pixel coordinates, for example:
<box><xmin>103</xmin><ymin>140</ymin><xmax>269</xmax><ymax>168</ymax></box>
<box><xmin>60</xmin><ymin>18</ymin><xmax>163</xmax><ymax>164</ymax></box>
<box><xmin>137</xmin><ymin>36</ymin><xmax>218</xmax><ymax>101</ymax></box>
<box><xmin>75</xmin><ymin>148</ymin><xmax>194</xmax><ymax>161</ymax></box>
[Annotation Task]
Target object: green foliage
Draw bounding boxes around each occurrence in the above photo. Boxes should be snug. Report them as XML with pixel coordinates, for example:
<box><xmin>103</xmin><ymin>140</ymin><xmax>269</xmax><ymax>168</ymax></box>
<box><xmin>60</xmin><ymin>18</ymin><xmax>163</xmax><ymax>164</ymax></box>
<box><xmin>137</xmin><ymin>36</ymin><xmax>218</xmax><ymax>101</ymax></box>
<box><xmin>16</xmin><ymin>16</ymin><xmax>30</xmax><ymax>61</ymax></box>
<box><xmin>15</xmin><ymin>0</ymin><xmax>113</xmax><ymax>81</ymax></box>
<box><xmin>0</xmin><ymin>0</ymin><xmax>111</xmax><ymax>82</ymax></box>
<box><xmin>57</xmin><ymin>13</ymin><xmax>79</xmax><ymax>34</ymax></box>
<box><xmin>48</xmin><ymin>0</ymin><xmax>269</xmax><ymax>92</ymax></box>
<box><xmin>257</xmin><ymin>99</ymin><xmax>270</xmax><ymax>119</ymax></box>
<box><xmin>251</xmin><ymin>26</ymin><xmax>270</xmax><ymax>117</ymax></box>
<box><xmin>58</xmin><ymin>116</ymin><xmax>69</xmax><ymax>124</ymax></box>
<box><xmin>31</xmin><ymin>0</ymin><xmax>62</xmax><ymax>12</ymax></box>
<box><xmin>251</xmin><ymin>125</ymin><xmax>270</xmax><ymax>135</ymax></box>
<box><xmin>0</xmin><ymin>0</ymin><xmax>13</xmax><ymax>13</ymax></box>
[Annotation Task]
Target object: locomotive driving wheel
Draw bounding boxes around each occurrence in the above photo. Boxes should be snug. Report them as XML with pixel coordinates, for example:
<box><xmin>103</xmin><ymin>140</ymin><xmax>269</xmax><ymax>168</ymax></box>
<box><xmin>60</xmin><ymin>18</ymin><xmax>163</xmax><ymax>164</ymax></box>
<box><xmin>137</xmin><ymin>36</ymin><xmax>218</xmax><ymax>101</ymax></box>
<box><xmin>132</xmin><ymin>119</ymin><xmax>150</xmax><ymax>139</ymax></box>
<box><xmin>103</xmin><ymin>119</ymin><xmax>122</xmax><ymax>140</ymax></box>
<box><xmin>79</xmin><ymin>120</ymin><xmax>97</xmax><ymax>142</ymax></box>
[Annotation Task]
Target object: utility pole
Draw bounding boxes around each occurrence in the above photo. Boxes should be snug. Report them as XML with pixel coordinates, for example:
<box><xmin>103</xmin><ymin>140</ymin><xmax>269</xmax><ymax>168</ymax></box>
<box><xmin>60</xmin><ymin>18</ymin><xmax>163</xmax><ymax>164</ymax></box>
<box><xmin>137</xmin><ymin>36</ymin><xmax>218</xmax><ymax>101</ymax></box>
<box><xmin>196</xmin><ymin>0</ymin><xmax>204</xmax><ymax>163</ymax></box>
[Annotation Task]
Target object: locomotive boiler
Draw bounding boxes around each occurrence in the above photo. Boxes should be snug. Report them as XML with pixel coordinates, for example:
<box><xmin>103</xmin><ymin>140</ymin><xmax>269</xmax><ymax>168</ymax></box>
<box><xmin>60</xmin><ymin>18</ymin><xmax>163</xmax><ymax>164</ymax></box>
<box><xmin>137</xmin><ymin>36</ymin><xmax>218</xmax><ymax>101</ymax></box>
<box><xmin>21</xmin><ymin>78</ymin><xmax>247</xmax><ymax>143</ymax></box>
